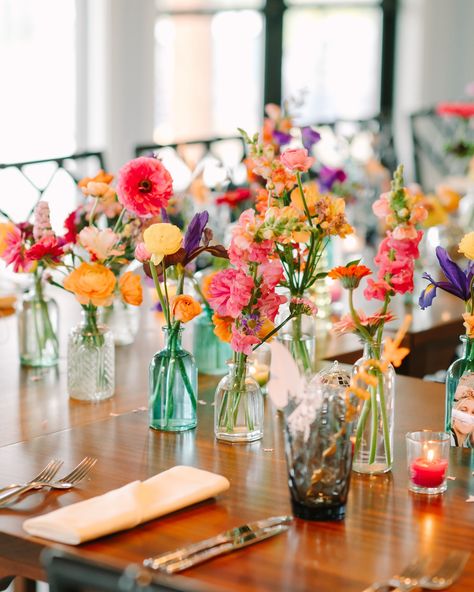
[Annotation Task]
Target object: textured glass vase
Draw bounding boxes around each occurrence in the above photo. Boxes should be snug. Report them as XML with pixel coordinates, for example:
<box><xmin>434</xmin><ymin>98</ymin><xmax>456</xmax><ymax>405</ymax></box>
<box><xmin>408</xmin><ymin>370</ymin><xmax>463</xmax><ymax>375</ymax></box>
<box><xmin>99</xmin><ymin>300</ymin><xmax>140</xmax><ymax>346</ymax></box>
<box><xmin>149</xmin><ymin>326</ymin><xmax>197</xmax><ymax>432</ymax></box>
<box><xmin>192</xmin><ymin>308</ymin><xmax>231</xmax><ymax>375</ymax></box>
<box><xmin>352</xmin><ymin>340</ymin><xmax>395</xmax><ymax>474</ymax></box>
<box><xmin>278</xmin><ymin>313</ymin><xmax>316</xmax><ymax>375</ymax></box>
<box><xmin>214</xmin><ymin>356</ymin><xmax>263</xmax><ymax>442</ymax></box>
<box><xmin>445</xmin><ymin>335</ymin><xmax>474</xmax><ymax>448</ymax></box>
<box><xmin>284</xmin><ymin>381</ymin><xmax>356</xmax><ymax>520</ymax></box>
<box><xmin>67</xmin><ymin>308</ymin><xmax>115</xmax><ymax>401</ymax></box>
<box><xmin>17</xmin><ymin>278</ymin><xmax>59</xmax><ymax>367</ymax></box>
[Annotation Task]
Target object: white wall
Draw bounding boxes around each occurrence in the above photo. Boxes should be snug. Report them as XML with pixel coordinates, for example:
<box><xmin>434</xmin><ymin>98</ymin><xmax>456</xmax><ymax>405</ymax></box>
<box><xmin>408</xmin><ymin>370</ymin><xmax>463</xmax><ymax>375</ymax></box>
<box><xmin>393</xmin><ymin>0</ymin><xmax>474</xmax><ymax>182</ymax></box>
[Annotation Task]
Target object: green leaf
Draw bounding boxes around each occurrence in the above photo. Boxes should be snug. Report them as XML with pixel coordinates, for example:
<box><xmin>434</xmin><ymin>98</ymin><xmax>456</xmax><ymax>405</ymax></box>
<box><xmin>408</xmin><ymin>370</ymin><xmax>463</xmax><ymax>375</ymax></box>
<box><xmin>345</xmin><ymin>259</ymin><xmax>361</xmax><ymax>267</ymax></box>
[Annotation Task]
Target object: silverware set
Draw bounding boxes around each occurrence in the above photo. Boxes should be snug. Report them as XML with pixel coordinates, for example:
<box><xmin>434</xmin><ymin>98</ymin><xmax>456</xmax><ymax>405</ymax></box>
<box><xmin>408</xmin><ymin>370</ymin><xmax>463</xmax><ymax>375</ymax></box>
<box><xmin>363</xmin><ymin>550</ymin><xmax>471</xmax><ymax>591</ymax></box>
<box><xmin>143</xmin><ymin>515</ymin><xmax>293</xmax><ymax>574</ymax></box>
<box><xmin>0</xmin><ymin>456</ymin><xmax>97</xmax><ymax>507</ymax></box>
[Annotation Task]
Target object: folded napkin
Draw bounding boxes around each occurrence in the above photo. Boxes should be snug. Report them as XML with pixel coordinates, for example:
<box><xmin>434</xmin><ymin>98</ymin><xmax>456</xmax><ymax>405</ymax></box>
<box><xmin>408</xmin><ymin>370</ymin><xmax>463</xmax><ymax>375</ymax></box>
<box><xmin>23</xmin><ymin>465</ymin><xmax>230</xmax><ymax>545</ymax></box>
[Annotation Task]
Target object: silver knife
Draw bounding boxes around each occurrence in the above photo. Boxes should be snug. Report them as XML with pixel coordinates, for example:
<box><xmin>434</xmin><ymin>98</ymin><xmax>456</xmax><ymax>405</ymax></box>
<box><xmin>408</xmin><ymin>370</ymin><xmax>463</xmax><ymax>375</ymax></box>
<box><xmin>156</xmin><ymin>524</ymin><xmax>289</xmax><ymax>574</ymax></box>
<box><xmin>143</xmin><ymin>515</ymin><xmax>292</xmax><ymax>570</ymax></box>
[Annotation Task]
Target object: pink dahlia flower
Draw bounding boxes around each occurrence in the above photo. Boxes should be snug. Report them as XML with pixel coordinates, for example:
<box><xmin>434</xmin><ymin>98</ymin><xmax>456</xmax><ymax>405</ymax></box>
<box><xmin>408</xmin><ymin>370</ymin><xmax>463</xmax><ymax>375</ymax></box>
<box><xmin>208</xmin><ymin>268</ymin><xmax>254</xmax><ymax>318</ymax></box>
<box><xmin>116</xmin><ymin>157</ymin><xmax>173</xmax><ymax>217</ymax></box>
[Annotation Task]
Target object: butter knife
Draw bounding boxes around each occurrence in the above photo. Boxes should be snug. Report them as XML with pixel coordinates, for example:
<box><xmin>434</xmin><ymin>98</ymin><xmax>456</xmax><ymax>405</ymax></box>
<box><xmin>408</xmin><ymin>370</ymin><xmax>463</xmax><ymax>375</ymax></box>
<box><xmin>143</xmin><ymin>515</ymin><xmax>292</xmax><ymax>570</ymax></box>
<box><xmin>154</xmin><ymin>524</ymin><xmax>289</xmax><ymax>574</ymax></box>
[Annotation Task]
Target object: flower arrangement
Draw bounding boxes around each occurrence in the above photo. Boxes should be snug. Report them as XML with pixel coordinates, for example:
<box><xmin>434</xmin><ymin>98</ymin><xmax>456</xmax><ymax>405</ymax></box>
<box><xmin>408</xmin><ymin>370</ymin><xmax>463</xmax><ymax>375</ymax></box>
<box><xmin>436</xmin><ymin>84</ymin><xmax>474</xmax><ymax>159</ymax></box>
<box><xmin>0</xmin><ymin>201</ymin><xmax>66</xmax><ymax>365</ymax></box>
<box><xmin>329</xmin><ymin>165</ymin><xmax>426</xmax><ymax>473</ymax></box>
<box><xmin>239</xmin><ymin>106</ymin><xmax>353</xmax><ymax>372</ymax></box>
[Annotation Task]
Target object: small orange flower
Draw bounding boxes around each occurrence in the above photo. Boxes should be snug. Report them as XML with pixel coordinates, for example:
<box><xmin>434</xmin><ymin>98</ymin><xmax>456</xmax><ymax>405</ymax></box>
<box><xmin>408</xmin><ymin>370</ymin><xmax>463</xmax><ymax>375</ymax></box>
<box><xmin>119</xmin><ymin>272</ymin><xmax>143</xmax><ymax>306</ymax></box>
<box><xmin>78</xmin><ymin>169</ymin><xmax>114</xmax><ymax>188</ymax></box>
<box><xmin>212</xmin><ymin>313</ymin><xmax>233</xmax><ymax>343</ymax></box>
<box><xmin>328</xmin><ymin>264</ymin><xmax>372</xmax><ymax>289</ymax></box>
<box><xmin>462</xmin><ymin>312</ymin><xmax>474</xmax><ymax>338</ymax></box>
<box><xmin>171</xmin><ymin>295</ymin><xmax>202</xmax><ymax>323</ymax></box>
<box><xmin>64</xmin><ymin>262</ymin><xmax>116</xmax><ymax>307</ymax></box>
<box><xmin>201</xmin><ymin>271</ymin><xmax>219</xmax><ymax>300</ymax></box>
<box><xmin>258</xmin><ymin>318</ymin><xmax>275</xmax><ymax>342</ymax></box>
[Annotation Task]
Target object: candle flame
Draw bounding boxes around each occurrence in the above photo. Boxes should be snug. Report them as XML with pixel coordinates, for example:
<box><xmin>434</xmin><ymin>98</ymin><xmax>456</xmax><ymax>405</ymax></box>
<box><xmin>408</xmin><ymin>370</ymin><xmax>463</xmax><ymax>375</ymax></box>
<box><xmin>427</xmin><ymin>449</ymin><xmax>434</xmax><ymax>462</ymax></box>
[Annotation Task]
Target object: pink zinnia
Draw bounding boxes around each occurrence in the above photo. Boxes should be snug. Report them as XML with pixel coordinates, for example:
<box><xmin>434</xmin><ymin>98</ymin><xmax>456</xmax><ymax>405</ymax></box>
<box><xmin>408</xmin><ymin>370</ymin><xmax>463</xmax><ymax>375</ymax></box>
<box><xmin>116</xmin><ymin>157</ymin><xmax>173</xmax><ymax>217</ymax></box>
<box><xmin>208</xmin><ymin>268</ymin><xmax>254</xmax><ymax>318</ymax></box>
<box><xmin>280</xmin><ymin>148</ymin><xmax>315</xmax><ymax>172</ymax></box>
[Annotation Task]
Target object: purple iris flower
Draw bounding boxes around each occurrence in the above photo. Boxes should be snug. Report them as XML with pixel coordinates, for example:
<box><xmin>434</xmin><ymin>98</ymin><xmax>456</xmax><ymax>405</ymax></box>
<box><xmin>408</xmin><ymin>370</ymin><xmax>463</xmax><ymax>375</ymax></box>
<box><xmin>272</xmin><ymin>129</ymin><xmax>292</xmax><ymax>146</ymax></box>
<box><xmin>318</xmin><ymin>165</ymin><xmax>347</xmax><ymax>191</ymax></box>
<box><xmin>184</xmin><ymin>211</ymin><xmax>209</xmax><ymax>254</ymax></box>
<box><xmin>419</xmin><ymin>246</ymin><xmax>474</xmax><ymax>309</ymax></box>
<box><xmin>301</xmin><ymin>126</ymin><xmax>321</xmax><ymax>151</ymax></box>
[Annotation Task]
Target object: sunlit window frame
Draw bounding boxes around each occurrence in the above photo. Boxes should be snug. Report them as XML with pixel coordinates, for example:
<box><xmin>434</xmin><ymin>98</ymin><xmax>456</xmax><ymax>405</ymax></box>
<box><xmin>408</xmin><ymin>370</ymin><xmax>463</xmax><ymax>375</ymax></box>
<box><xmin>155</xmin><ymin>0</ymin><xmax>398</xmax><ymax>119</ymax></box>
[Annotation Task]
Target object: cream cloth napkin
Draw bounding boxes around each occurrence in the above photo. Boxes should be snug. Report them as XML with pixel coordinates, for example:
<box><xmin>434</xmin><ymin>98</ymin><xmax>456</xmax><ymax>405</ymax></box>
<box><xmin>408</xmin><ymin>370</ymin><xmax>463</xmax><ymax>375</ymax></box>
<box><xmin>23</xmin><ymin>465</ymin><xmax>230</xmax><ymax>545</ymax></box>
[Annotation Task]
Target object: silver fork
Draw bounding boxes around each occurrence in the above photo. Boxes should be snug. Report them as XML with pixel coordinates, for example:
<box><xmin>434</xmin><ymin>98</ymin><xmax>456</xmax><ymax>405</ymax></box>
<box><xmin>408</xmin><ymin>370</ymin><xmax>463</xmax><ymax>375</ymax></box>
<box><xmin>0</xmin><ymin>459</ymin><xmax>65</xmax><ymax>493</ymax></box>
<box><xmin>362</xmin><ymin>555</ymin><xmax>430</xmax><ymax>592</ymax></box>
<box><xmin>416</xmin><ymin>551</ymin><xmax>470</xmax><ymax>590</ymax></box>
<box><xmin>0</xmin><ymin>457</ymin><xmax>96</xmax><ymax>507</ymax></box>
<box><xmin>0</xmin><ymin>459</ymin><xmax>63</xmax><ymax>508</ymax></box>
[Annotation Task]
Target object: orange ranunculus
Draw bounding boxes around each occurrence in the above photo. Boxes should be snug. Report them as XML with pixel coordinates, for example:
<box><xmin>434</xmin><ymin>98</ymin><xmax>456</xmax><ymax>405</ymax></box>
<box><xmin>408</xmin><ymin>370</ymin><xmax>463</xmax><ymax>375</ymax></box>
<box><xmin>119</xmin><ymin>272</ymin><xmax>143</xmax><ymax>306</ymax></box>
<box><xmin>64</xmin><ymin>262</ymin><xmax>116</xmax><ymax>307</ymax></box>
<box><xmin>201</xmin><ymin>271</ymin><xmax>219</xmax><ymax>300</ymax></box>
<box><xmin>212</xmin><ymin>313</ymin><xmax>233</xmax><ymax>343</ymax></box>
<box><xmin>258</xmin><ymin>319</ymin><xmax>275</xmax><ymax>342</ymax></box>
<box><xmin>171</xmin><ymin>295</ymin><xmax>202</xmax><ymax>323</ymax></box>
<box><xmin>78</xmin><ymin>169</ymin><xmax>114</xmax><ymax>188</ymax></box>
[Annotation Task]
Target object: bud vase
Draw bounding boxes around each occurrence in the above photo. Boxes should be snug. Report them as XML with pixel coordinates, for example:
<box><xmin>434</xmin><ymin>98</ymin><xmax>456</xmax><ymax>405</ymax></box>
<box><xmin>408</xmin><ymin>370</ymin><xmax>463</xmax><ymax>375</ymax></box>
<box><xmin>278</xmin><ymin>313</ymin><xmax>316</xmax><ymax>375</ymax></box>
<box><xmin>352</xmin><ymin>340</ymin><xmax>395</xmax><ymax>474</ymax></box>
<box><xmin>18</xmin><ymin>277</ymin><xmax>59</xmax><ymax>367</ymax></box>
<box><xmin>192</xmin><ymin>308</ymin><xmax>231</xmax><ymax>375</ymax></box>
<box><xmin>67</xmin><ymin>307</ymin><xmax>115</xmax><ymax>401</ymax></box>
<box><xmin>214</xmin><ymin>355</ymin><xmax>263</xmax><ymax>442</ymax></box>
<box><xmin>149</xmin><ymin>326</ymin><xmax>197</xmax><ymax>431</ymax></box>
<box><xmin>445</xmin><ymin>335</ymin><xmax>474</xmax><ymax>447</ymax></box>
<box><xmin>99</xmin><ymin>300</ymin><xmax>140</xmax><ymax>346</ymax></box>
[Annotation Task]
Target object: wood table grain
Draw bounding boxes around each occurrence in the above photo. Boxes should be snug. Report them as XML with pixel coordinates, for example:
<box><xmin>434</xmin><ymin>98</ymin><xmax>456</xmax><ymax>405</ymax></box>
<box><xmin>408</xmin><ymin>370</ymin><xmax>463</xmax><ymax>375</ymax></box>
<box><xmin>0</xmin><ymin>374</ymin><xmax>472</xmax><ymax>592</ymax></box>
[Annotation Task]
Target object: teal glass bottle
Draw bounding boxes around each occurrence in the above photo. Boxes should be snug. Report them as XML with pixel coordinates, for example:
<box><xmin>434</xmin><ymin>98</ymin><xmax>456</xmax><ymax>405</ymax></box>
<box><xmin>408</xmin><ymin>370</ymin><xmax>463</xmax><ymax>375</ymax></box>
<box><xmin>445</xmin><ymin>335</ymin><xmax>474</xmax><ymax>448</ymax></box>
<box><xmin>149</xmin><ymin>326</ymin><xmax>197</xmax><ymax>431</ymax></box>
<box><xmin>192</xmin><ymin>307</ymin><xmax>231</xmax><ymax>376</ymax></box>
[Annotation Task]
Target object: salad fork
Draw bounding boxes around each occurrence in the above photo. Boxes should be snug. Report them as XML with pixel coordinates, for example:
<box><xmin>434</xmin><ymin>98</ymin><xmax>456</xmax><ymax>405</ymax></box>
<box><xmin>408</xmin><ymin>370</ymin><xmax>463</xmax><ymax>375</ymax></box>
<box><xmin>0</xmin><ymin>457</ymin><xmax>96</xmax><ymax>507</ymax></box>
<box><xmin>362</xmin><ymin>555</ymin><xmax>430</xmax><ymax>592</ymax></box>
<box><xmin>393</xmin><ymin>551</ymin><xmax>471</xmax><ymax>591</ymax></box>
<box><xmin>0</xmin><ymin>458</ymin><xmax>64</xmax><ymax>493</ymax></box>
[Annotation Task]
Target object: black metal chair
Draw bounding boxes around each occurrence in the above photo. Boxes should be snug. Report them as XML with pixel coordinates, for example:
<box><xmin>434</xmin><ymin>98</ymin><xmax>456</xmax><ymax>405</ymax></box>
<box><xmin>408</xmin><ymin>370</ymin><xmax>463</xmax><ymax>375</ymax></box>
<box><xmin>410</xmin><ymin>107</ymin><xmax>474</xmax><ymax>190</ymax></box>
<box><xmin>0</xmin><ymin>151</ymin><xmax>107</xmax><ymax>222</ymax></box>
<box><xmin>43</xmin><ymin>549</ymin><xmax>220</xmax><ymax>592</ymax></box>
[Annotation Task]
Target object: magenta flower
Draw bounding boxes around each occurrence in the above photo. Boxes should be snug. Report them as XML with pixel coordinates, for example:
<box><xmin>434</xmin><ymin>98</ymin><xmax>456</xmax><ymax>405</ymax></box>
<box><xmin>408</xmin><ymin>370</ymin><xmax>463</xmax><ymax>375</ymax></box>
<box><xmin>117</xmin><ymin>157</ymin><xmax>173</xmax><ymax>217</ymax></box>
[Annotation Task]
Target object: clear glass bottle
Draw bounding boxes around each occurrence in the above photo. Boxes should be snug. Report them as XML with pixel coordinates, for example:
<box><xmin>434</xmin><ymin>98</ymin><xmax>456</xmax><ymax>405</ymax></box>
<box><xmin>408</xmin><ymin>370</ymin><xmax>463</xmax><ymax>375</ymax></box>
<box><xmin>18</xmin><ymin>278</ymin><xmax>59</xmax><ymax>367</ymax></box>
<box><xmin>278</xmin><ymin>313</ymin><xmax>316</xmax><ymax>375</ymax></box>
<box><xmin>445</xmin><ymin>335</ymin><xmax>474</xmax><ymax>448</ymax></box>
<box><xmin>352</xmin><ymin>340</ymin><xmax>395</xmax><ymax>474</ymax></box>
<box><xmin>214</xmin><ymin>356</ymin><xmax>263</xmax><ymax>443</ymax></box>
<box><xmin>67</xmin><ymin>307</ymin><xmax>115</xmax><ymax>401</ymax></box>
<box><xmin>99</xmin><ymin>300</ymin><xmax>140</xmax><ymax>346</ymax></box>
<box><xmin>192</xmin><ymin>308</ymin><xmax>231</xmax><ymax>376</ymax></box>
<box><xmin>149</xmin><ymin>326</ymin><xmax>197</xmax><ymax>432</ymax></box>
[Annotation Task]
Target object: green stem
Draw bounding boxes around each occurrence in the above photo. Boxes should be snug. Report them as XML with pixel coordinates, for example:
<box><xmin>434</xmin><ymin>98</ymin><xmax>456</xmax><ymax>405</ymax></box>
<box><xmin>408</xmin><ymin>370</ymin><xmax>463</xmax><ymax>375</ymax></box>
<box><xmin>378</xmin><ymin>370</ymin><xmax>392</xmax><ymax>467</ymax></box>
<box><xmin>296</xmin><ymin>171</ymin><xmax>313</xmax><ymax>227</ymax></box>
<box><xmin>112</xmin><ymin>207</ymin><xmax>126</xmax><ymax>233</ymax></box>
<box><xmin>150</xmin><ymin>262</ymin><xmax>170</xmax><ymax>326</ymax></box>
<box><xmin>89</xmin><ymin>197</ymin><xmax>99</xmax><ymax>226</ymax></box>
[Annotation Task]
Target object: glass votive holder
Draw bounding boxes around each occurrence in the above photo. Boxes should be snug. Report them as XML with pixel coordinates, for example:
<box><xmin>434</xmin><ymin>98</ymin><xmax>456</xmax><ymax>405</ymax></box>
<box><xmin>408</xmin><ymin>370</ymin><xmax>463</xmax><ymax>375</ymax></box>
<box><xmin>406</xmin><ymin>431</ymin><xmax>450</xmax><ymax>494</ymax></box>
<box><xmin>248</xmin><ymin>342</ymin><xmax>271</xmax><ymax>394</ymax></box>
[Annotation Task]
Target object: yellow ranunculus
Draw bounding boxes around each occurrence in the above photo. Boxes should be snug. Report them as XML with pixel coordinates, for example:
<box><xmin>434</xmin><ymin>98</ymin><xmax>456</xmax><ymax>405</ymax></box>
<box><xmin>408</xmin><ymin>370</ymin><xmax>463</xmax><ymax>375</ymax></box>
<box><xmin>0</xmin><ymin>222</ymin><xmax>15</xmax><ymax>256</ymax></box>
<box><xmin>143</xmin><ymin>223</ymin><xmax>183</xmax><ymax>265</ymax></box>
<box><xmin>119</xmin><ymin>271</ymin><xmax>143</xmax><ymax>306</ymax></box>
<box><xmin>458</xmin><ymin>232</ymin><xmax>474</xmax><ymax>260</ymax></box>
<box><xmin>64</xmin><ymin>262</ymin><xmax>116</xmax><ymax>307</ymax></box>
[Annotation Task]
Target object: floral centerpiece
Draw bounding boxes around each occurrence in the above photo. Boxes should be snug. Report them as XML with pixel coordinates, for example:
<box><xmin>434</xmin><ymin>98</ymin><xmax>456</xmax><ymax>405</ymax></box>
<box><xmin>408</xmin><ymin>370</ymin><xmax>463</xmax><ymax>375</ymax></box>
<box><xmin>240</xmin><ymin>110</ymin><xmax>353</xmax><ymax>373</ymax></box>
<box><xmin>419</xmin><ymin>232</ymin><xmax>474</xmax><ymax>447</ymax></box>
<box><xmin>0</xmin><ymin>201</ymin><xmax>65</xmax><ymax>366</ymax></box>
<box><xmin>329</xmin><ymin>165</ymin><xmax>426</xmax><ymax>473</ymax></box>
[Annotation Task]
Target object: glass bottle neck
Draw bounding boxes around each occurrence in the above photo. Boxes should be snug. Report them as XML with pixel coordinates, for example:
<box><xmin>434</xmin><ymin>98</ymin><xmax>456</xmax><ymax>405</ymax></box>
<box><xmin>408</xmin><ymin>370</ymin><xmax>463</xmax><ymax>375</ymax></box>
<box><xmin>162</xmin><ymin>326</ymin><xmax>184</xmax><ymax>350</ymax></box>
<box><xmin>460</xmin><ymin>335</ymin><xmax>474</xmax><ymax>362</ymax></box>
<box><xmin>362</xmin><ymin>340</ymin><xmax>383</xmax><ymax>360</ymax></box>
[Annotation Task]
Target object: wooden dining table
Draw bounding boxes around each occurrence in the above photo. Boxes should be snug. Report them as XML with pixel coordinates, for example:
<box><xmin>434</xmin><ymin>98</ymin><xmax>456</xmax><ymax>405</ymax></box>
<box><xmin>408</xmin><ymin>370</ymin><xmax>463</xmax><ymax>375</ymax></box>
<box><xmin>0</xmin><ymin>290</ymin><xmax>473</xmax><ymax>592</ymax></box>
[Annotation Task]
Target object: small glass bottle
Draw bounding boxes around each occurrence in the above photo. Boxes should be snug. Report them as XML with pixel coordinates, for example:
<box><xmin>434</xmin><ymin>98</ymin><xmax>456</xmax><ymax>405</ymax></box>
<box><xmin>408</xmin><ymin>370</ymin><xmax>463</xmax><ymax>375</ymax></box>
<box><xmin>99</xmin><ymin>300</ymin><xmax>140</xmax><ymax>346</ymax></box>
<box><xmin>278</xmin><ymin>313</ymin><xmax>316</xmax><ymax>375</ymax></box>
<box><xmin>67</xmin><ymin>308</ymin><xmax>115</xmax><ymax>401</ymax></box>
<box><xmin>192</xmin><ymin>308</ymin><xmax>231</xmax><ymax>376</ymax></box>
<box><xmin>149</xmin><ymin>326</ymin><xmax>197</xmax><ymax>432</ymax></box>
<box><xmin>445</xmin><ymin>335</ymin><xmax>474</xmax><ymax>448</ymax></box>
<box><xmin>214</xmin><ymin>357</ymin><xmax>263</xmax><ymax>443</ymax></box>
<box><xmin>352</xmin><ymin>340</ymin><xmax>395</xmax><ymax>474</ymax></box>
<box><xmin>18</xmin><ymin>278</ymin><xmax>59</xmax><ymax>367</ymax></box>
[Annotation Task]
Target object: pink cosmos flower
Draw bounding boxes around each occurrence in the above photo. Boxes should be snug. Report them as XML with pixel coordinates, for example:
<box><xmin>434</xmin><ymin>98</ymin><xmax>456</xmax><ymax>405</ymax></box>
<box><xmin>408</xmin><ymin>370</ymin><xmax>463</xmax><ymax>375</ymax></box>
<box><xmin>364</xmin><ymin>278</ymin><xmax>392</xmax><ymax>301</ymax></box>
<box><xmin>230</xmin><ymin>326</ymin><xmax>260</xmax><ymax>356</ymax></box>
<box><xmin>208</xmin><ymin>268</ymin><xmax>254</xmax><ymax>318</ymax></box>
<box><xmin>78</xmin><ymin>227</ymin><xmax>124</xmax><ymax>261</ymax></box>
<box><xmin>134</xmin><ymin>242</ymin><xmax>151</xmax><ymax>262</ymax></box>
<box><xmin>116</xmin><ymin>157</ymin><xmax>173</xmax><ymax>217</ymax></box>
<box><xmin>280</xmin><ymin>148</ymin><xmax>315</xmax><ymax>173</ymax></box>
<box><xmin>2</xmin><ymin>226</ymin><xmax>35</xmax><ymax>273</ymax></box>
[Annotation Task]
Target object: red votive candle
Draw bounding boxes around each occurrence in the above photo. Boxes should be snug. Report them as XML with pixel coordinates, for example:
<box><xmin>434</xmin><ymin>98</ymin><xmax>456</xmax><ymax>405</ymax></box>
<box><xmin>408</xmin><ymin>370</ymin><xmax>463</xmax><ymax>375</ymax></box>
<box><xmin>410</xmin><ymin>456</ymin><xmax>448</xmax><ymax>487</ymax></box>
